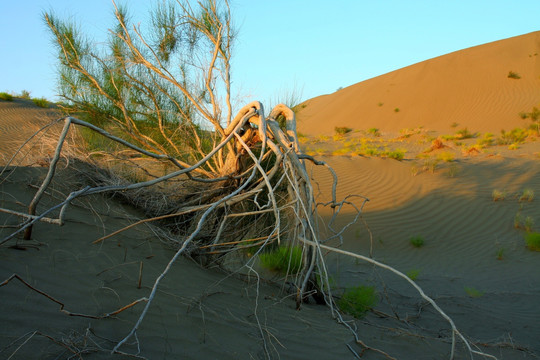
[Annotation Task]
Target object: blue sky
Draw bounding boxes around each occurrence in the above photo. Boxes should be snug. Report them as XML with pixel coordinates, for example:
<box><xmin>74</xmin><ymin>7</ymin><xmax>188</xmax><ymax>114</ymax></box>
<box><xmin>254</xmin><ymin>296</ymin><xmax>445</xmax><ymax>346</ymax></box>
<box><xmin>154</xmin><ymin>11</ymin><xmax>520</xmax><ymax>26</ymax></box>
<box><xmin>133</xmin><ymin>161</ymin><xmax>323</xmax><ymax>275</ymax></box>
<box><xmin>1</xmin><ymin>1</ymin><xmax>540</xmax><ymax>107</ymax></box>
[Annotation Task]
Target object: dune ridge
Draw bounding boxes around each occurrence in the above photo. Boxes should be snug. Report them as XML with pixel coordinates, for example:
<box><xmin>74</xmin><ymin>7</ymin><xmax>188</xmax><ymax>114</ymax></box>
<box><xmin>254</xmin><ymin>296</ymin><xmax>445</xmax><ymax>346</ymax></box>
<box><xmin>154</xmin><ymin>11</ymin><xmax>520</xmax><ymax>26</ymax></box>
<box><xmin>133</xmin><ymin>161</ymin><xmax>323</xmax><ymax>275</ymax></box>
<box><xmin>298</xmin><ymin>31</ymin><xmax>540</xmax><ymax>135</ymax></box>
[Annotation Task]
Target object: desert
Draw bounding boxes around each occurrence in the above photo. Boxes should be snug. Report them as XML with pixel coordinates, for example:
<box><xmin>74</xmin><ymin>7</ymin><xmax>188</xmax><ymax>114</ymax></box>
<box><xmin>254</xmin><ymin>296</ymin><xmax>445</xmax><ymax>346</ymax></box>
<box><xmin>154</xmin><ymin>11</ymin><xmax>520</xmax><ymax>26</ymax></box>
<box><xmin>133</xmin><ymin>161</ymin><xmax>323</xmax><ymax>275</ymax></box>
<box><xmin>1</xmin><ymin>19</ymin><xmax>540</xmax><ymax>360</ymax></box>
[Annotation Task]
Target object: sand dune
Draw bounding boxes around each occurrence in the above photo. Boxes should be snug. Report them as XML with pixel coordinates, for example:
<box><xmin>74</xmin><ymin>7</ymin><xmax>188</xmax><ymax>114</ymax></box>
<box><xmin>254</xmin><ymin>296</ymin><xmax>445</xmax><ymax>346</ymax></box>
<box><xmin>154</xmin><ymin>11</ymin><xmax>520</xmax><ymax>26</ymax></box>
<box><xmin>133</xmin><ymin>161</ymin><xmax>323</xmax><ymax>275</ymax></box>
<box><xmin>2</xmin><ymin>30</ymin><xmax>540</xmax><ymax>359</ymax></box>
<box><xmin>297</xmin><ymin>31</ymin><xmax>540</xmax><ymax>135</ymax></box>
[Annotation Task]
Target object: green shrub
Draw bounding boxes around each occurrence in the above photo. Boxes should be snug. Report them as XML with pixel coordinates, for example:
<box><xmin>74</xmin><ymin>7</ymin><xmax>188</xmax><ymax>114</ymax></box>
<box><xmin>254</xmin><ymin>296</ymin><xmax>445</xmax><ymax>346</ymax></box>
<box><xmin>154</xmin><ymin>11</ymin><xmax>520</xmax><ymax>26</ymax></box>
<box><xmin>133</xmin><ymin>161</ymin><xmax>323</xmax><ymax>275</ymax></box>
<box><xmin>437</xmin><ymin>151</ymin><xmax>454</xmax><ymax>162</ymax></box>
<box><xmin>492</xmin><ymin>189</ymin><xmax>506</xmax><ymax>201</ymax></box>
<box><xmin>334</xmin><ymin>126</ymin><xmax>353</xmax><ymax>136</ymax></box>
<box><xmin>409</xmin><ymin>236</ymin><xmax>425</xmax><ymax>248</ymax></box>
<box><xmin>32</xmin><ymin>97</ymin><xmax>49</xmax><ymax>108</ymax></box>
<box><xmin>519</xmin><ymin>188</ymin><xmax>534</xmax><ymax>202</ymax></box>
<box><xmin>498</xmin><ymin>128</ymin><xmax>528</xmax><ymax>145</ymax></box>
<box><xmin>338</xmin><ymin>285</ymin><xmax>378</xmax><ymax>318</ymax></box>
<box><xmin>367</xmin><ymin>127</ymin><xmax>381</xmax><ymax>137</ymax></box>
<box><xmin>386</xmin><ymin>148</ymin><xmax>406</xmax><ymax>161</ymax></box>
<box><xmin>0</xmin><ymin>92</ymin><xmax>13</xmax><ymax>101</ymax></box>
<box><xmin>455</xmin><ymin>127</ymin><xmax>477</xmax><ymax>139</ymax></box>
<box><xmin>259</xmin><ymin>246</ymin><xmax>303</xmax><ymax>274</ymax></box>
<box><xmin>464</xmin><ymin>286</ymin><xmax>484</xmax><ymax>298</ymax></box>
<box><xmin>525</xmin><ymin>232</ymin><xmax>540</xmax><ymax>251</ymax></box>
<box><xmin>19</xmin><ymin>90</ymin><xmax>31</xmax><ymax>99</ymax></box>
<box><xmin>406</xmin><ymin>269</ymin><xmax>421</xmax><ymax>280</ymax></box>
<box><xmin>507</xmin><ymin>71</ymin><xmax>521</xmax><ymax>79</ymax></box>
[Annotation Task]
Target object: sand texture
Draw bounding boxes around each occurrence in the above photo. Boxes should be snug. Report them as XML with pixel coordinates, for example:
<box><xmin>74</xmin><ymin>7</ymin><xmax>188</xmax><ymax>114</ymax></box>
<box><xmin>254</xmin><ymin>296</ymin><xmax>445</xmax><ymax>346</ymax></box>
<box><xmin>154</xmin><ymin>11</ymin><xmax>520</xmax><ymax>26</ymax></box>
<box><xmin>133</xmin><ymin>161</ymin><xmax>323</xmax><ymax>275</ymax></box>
<box><xmin>2</xmin><ymin>31</ymin><xmax>540</xmax><ymax>359</ymax></box>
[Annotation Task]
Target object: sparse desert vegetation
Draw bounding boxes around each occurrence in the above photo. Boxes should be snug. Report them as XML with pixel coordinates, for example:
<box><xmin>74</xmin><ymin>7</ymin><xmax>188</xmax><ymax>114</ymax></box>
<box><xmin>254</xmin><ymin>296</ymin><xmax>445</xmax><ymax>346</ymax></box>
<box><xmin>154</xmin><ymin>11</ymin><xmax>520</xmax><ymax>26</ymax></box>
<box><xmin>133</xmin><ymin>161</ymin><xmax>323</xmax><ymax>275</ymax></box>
<box><xmin>338</xmin><ymin>285</ymin><xmax>378</xmax><ymax>318</ymax></box>
<box><xmin>525</xmin><ymin>232</ymin><xmax>540</xmax><ymax>251</ymax></box>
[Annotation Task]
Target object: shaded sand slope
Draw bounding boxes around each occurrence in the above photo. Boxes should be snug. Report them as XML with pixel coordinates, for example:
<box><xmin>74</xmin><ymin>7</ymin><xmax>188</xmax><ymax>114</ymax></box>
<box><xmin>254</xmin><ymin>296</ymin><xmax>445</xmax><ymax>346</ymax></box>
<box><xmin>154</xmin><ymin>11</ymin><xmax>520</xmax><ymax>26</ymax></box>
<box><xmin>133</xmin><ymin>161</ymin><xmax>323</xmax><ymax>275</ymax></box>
<box><xmin>298</xmin><ymin>31</ymin><xmax>540</xmax><ymax>135</ymax></box>
<box><xmin>0</xmin><ymin>167</ymin><xmax>355</xmax><ymax>359</ymax></box>
<box><xmin>310</xmin><ymin>155</ymin><xmax>540</xmax><ymax>358</ymax></box>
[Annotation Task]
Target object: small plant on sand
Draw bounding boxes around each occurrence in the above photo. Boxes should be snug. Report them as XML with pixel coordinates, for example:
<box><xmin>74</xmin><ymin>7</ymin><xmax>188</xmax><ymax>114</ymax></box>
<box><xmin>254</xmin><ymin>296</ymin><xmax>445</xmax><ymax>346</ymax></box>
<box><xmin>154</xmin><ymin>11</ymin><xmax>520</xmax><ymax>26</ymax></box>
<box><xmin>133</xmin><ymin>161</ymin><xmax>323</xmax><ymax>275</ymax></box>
<box><xmin>498</xmin><ymin>128</ymin><xmax>528</xmax><ymax>145</ymax></box>
<box><xmin>496</xmin><ymin>247</ymin><xmax>505</xmax><ymax>260</ymax></box>
<box><xmin>446</xmin><ymin>163</ymin><xmax>461</xmax><ymax>178</ymax></box>
<box><xmin>19</xmin><ymin>90</ymin><xmax>31</xmax><ymax>99</ymax></box>
<box><xmin>338</xmin><ymin>285</ymin><xmax>378</xmax><ymax>318</ymax></box>
<box><xmin>514</xmin><ymin>212</ymin><xmax>524</xmax><ymax>229</ymax></box>
<box><xmin>450</xmin><ymin>122</ymin><xmax>459</xmax><ymax>128</ymax></box>
<box><xmin>437</xmin><ymin>151</ymin><xmax>454</xmax><ymax>162</ymax></box>
<box><xmin>455</xmin><ymin>128</ymin><xmax>477</xmax><ymax>139</ymax></box>
<box><xmin>422</xmin><ymin>158</ymin><xmax>439</xmax><ymax>174</ymax></box>
<box><xmin>507</xmin><ymin>71</ymin><xmax>521</xmax><ymax>79</ymax></box>
<box><xmin>525</xmin><ymin>232</ymin><xmax>540</xmax><ymax>251</ymax></box>
<box><xmin>519</xmin><ymin>188</ymin><xmax>534</xmax><ymax>202</ymax></box>
<box><xmin>406</xmin><ymin>269</ymin><xmax>421</xmax><ymax>281</ymax></box>
<box><xmin>508</xmin><ymin>143</ymin><xmax>520</xmax><ymax>150</ymax></box>
<box><xmin>259</xmin><ymin>246</ymin><xmax>303</xmax><ymax>274</ymax></box>
<box><xmin>334</xmin><ymin>126</ymin><xmax>353</xmax><ymax>136</ymax></box>
<box><xmin>523</xmin><ymin>106</ymin><xmax>540</xmax><ymax>135</ymax></box>
<box><xmin>492</xmin><ymin>189</ymin><xmax>506</xmax><ymax>201</ymax></box>
<box><xmin>367</xmin><ymin>127</ymin><xmax>381</xmax><ymax>137</ymax></box>
<box><xmin>0</xmin><ymin>92</ymin><xmax>13</xmax><ymax>101</ymax></box>
<box><xmin>464</xmin><ymin>286</ymin><xmax>484</xmax><ymax>298</ymax></box>
<box><xmin>524</xmin><ymin>216</ymin><xmax>534</xmax><ymax>232</ymax></box>
<box><xmin>477</xmin><ymin>133</ymin><xmax>494</xmax><ymax>147</ymax></box>
<box><xmin>409</xmin><ymin>236</ymin><xmax>425</xmax><ymax>248</ymax></box>
<box><xmin>386</xmin><ymin>148</ymin><xmax>406</xmax><ymax>161</ymax></box>
<box><xmin>32</xmin><ymin>97</ymin><xmax>49</xmax><ymax>108</ymax></box>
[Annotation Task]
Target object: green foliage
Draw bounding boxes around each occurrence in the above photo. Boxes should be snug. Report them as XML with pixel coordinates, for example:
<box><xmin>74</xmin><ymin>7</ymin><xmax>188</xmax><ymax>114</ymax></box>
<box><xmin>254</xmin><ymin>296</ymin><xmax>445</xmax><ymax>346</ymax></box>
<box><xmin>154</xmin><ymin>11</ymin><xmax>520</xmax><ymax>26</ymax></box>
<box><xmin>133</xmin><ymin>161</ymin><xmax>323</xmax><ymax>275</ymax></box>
<box><xmin>32</xmin><ymin>97</ymin><xmax>49</xmax><ymax>108</ymax></box>
<box><xmin>0</xmin><ymin>92</ymin><xmax>13</xmax><ymax>101</ymax></box>
<box><xmin>385</xmin><ymin>148</ymin><xmax>406</xmax><ymax>161</ymax></box>
<box><xmin>455</xmin><ymin>127</ymin><xmax>477</xmax><ymax>139</ymax></box>
<box><xmin>525</xmin><ymin>232</ymin><xmax>540</xmax><ymax>251</ymax></box>
<box><xmin>492</xmin><ymin>189</ymin><xmax>506</xmax><ymax>201</ymax></box>
<box><xmin>44</xmin><ymin>0</ymin><xmax>236</xmax><ymax>173</ymax></box>
<box><xmin>437</xmin><ymin>151</ymin><xmax>454</xmax><ymax>162</ymax></box>
<box><xmin>394</xmin><ymin>107</ymin><xmax>400</xmax><ymax>113</ymax></box>
<box><xmin>259</xmin><ymin>246</ymin><xmax>303</xmax><ymax>274</ymax></box>
<box><xmin>519</xmin><ymin>188</ymin><xmax>534</xmax><ymax>202</ymax></box>
<box><xmin>409</xmin><ymin>235</ymin><xmax>425</xmax><ymax>248</ymax></box>
<box><xmin>367</xmin><ymin>127</ymin><xmax>381</xmax><ymax>137</ymax></box>
<box><xmin>464</xmin><ymin>286</ymin><xmax>484</xmax><ymax>298</ymax></box>
<box><xmin>498</xmin><ymin>128</ymin><xmax>528</xmax><ymax>145</ymax></box>
<box><xmin>338</xmin><ymin>285</ymin><xmax>378</xmax><ymax>318</ymax></box>
<box><xmin>496</xmin><ymin>247</ymin><xmax>505</xmax><ymax>260</ymax></box>
<box><xmin>334</xmin><ymin>126</ymin><xmax>353</xmax><ymax>136</ymax></box>
<box><xmin>406</xmin><ymin>269</ymin><xmax>421</xmax><ymax>280</ymax></box>
<box><xmin>477</xmin><ymin>133</ymin><xmax>494</xmax><ymax>147</ymax></box>
<box><xmin>507</xmin><ymin>71</ymin><xmax>521</xmax><ymax>79</ymax></box>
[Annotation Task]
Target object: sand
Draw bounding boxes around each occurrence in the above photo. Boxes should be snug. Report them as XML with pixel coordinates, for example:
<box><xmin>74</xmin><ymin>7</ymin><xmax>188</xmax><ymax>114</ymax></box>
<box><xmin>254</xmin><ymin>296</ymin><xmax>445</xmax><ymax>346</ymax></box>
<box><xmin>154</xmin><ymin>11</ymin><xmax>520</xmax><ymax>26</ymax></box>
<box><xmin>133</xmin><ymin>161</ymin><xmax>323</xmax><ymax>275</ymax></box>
<box><xmin>297</xmin><ymin>31</ymin><xmax>540</xmax><ymax>135</ymax></box>
<box><xmin>2</xmin><ymin>31</ymin><xmax>540</xmax><ymax>359</ymax></box>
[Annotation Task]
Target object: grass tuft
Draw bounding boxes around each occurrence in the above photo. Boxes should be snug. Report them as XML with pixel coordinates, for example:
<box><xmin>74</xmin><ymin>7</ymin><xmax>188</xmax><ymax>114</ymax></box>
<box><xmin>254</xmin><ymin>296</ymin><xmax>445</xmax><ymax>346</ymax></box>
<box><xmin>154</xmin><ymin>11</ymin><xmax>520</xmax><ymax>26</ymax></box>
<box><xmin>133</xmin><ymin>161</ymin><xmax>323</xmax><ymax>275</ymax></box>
<box><xmin>406</xmin><ymin>269</ymin><xmax>421</xmax><ymax>281</ymax></box>
<box><xmin>259</xmin><ymin>246</ymin><xmax>303</xmax><ymax>274</ymax></box>
<box><xmin>32</xmin><ymin>97</ymin><xmax>50</xmax><ymax>108</ymax></box>
<box><xmin>525</xmin><ymin>232</ymin><xmax>540</xmax><ymax>251</ymax></box>
<box><xmin>464</xmin><ymin>286</ymin><xmax>484</xmax><ymax>298</ymax></box>
<box><xmin>492</xmin><ymin>189</ymin><xmax>506</xmax><ymax>201</ymax></box>
<box><xmin>334</xmin><ymin>126</ymin><xmax>353</xmax><ymax>136</ymax></box>
<box><xmin>338</xmin><ymin>285</ymin><xmax>378</xmax><ymax>318</ymax></box>
<box><xmin>519</xmin><ymin>188</ymin><xmax>534</xmax><ymax>202</ymax></box>
<box><xmin>409</xmin><ymin>235</ymin><xmax>425</xmax><ymax>248</ymax></box>
<box><xmin>507</xmin><ymin>71</ymin><xmax>521</xmax><ymax>79</ymax></box>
